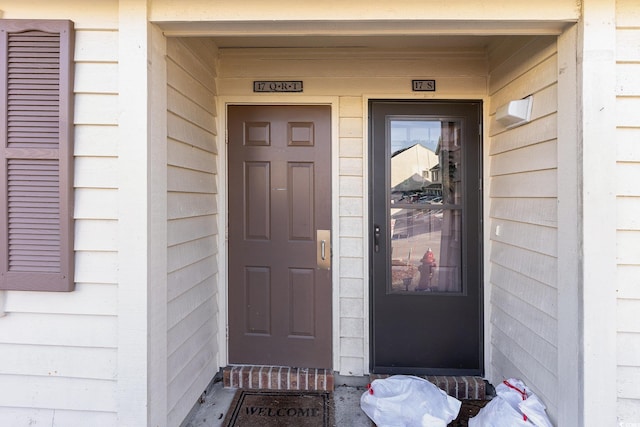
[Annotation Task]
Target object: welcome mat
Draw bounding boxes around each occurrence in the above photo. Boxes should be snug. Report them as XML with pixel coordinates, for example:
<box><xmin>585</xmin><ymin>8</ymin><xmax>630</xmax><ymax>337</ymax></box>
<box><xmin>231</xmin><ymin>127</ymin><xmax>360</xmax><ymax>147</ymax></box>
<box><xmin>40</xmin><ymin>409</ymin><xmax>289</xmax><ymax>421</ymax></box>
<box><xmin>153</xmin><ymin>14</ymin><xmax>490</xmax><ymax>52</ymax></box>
<box><xmin>223</xmin><ymin>390</ymin><xmax>334</xmax><ymax>427</ymax></box>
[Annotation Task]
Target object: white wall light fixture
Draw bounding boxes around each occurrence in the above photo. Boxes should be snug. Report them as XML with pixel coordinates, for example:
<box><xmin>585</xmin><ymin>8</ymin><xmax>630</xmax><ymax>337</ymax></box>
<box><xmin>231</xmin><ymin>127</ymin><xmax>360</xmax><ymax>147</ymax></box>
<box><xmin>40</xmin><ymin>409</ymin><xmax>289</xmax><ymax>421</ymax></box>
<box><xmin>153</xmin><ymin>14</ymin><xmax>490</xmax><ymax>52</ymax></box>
<box><xmin>496</xmin><ymin>95</ymin><xmax>533</xmax><ymax>129</ymax></box>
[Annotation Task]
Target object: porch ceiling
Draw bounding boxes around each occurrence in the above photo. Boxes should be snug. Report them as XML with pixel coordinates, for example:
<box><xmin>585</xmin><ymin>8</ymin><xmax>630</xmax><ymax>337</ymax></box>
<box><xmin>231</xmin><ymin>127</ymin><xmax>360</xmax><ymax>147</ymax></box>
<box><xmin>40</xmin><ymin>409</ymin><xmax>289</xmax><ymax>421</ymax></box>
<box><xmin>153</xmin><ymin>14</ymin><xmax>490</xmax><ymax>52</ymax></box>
<box><xmin>157</xmin><ymin>19</ymin><xmax>570</xmax><ymax>49</ymax></box>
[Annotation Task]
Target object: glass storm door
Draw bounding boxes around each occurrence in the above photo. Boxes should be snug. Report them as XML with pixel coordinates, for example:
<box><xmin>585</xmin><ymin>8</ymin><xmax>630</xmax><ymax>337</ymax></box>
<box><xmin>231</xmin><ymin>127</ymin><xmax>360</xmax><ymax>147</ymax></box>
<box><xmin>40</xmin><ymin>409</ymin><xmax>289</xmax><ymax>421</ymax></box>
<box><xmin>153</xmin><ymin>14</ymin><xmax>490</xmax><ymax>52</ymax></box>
<box><xmin>370</xmin><ymin>100</ymin><xmax>482</xmax><ymax>375</ymax></box>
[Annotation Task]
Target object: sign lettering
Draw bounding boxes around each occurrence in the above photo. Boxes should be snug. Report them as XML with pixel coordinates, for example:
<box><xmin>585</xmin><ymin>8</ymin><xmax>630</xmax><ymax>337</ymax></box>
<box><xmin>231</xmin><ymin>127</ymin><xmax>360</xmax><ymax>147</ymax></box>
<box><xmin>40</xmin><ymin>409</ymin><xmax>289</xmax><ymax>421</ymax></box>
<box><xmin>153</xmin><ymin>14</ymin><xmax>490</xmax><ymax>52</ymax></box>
<box><xmin>253</xmin><ymin>81</ymin><xmax>303</xmax><ymax>93</ymax></box>
<box><xmin>412</xmin><ymin>79</ymin><xmax>436</xmax><ymax>92</ymax></box>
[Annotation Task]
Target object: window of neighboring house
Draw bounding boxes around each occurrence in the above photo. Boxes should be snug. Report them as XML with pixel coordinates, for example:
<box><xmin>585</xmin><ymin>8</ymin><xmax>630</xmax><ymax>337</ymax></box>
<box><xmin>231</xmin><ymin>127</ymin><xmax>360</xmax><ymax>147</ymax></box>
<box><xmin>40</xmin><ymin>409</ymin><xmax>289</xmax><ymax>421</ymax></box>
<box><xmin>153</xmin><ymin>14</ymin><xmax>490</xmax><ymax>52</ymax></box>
<box><xmin>0</xmin><ymin>20</ymin><xmax>75</xmax><ymax>291</ymax></box>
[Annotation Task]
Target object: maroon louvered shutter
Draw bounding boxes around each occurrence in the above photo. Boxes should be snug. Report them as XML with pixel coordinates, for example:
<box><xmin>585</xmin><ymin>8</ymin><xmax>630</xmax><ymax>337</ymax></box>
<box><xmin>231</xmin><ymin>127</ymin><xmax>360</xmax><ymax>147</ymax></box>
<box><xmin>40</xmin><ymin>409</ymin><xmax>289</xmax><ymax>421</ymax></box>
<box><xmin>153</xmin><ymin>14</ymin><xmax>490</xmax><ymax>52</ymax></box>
<box><xmin>0</xmin><ymin>20</ymin><xmax>74</xmax><ymax>291</ymax></box>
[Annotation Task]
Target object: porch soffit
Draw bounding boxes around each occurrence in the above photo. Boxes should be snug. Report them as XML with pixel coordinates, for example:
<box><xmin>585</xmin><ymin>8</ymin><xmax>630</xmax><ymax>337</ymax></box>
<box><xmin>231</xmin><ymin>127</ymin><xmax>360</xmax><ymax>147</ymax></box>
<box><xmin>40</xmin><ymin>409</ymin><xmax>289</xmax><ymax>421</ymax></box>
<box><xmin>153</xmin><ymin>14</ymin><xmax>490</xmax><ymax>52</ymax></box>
<box><xmin>157</xmin><ymin>20</ymin><xmax>573</xmax><ymax>49</ymax></box>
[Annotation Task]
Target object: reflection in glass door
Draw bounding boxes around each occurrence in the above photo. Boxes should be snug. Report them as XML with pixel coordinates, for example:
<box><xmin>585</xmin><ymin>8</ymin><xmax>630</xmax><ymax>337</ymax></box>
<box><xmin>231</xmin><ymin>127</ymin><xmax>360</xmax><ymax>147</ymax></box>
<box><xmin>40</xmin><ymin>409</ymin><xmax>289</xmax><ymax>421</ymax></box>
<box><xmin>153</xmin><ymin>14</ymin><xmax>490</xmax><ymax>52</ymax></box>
<box><xmin>389</xmin><ymin>119</ymin><xmax>462</xmax><ymax>294</ymax></box>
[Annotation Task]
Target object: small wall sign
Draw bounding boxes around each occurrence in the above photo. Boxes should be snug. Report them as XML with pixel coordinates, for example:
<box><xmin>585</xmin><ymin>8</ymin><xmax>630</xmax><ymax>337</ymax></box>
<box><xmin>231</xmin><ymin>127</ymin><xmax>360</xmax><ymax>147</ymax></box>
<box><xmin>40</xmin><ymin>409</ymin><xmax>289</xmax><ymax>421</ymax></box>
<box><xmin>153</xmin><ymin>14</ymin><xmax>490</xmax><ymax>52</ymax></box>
<box><xmin>412</xmin><ymin>80</ymin><xmax>436</xmax><ymax>92</ymax></box>
<box><xmin>253</xmin><ymin>81</ymin><xmax>303</xmax><ymax>93</ymax></box>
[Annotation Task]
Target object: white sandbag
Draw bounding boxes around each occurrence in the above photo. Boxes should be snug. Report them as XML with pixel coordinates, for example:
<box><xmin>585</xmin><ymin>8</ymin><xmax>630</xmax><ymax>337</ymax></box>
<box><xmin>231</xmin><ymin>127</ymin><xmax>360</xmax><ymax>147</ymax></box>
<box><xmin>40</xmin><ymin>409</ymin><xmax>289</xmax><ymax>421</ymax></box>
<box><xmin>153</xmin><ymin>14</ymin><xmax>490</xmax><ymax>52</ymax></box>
<box><xmin>469</xmin><ymin>379</ymin><xmax>554</xmax><ymax>427</ymax></box>
<box><xmin>360</xmin><ymin>375</ymin><xmax>461</xmax><ymax>427</ymax></box>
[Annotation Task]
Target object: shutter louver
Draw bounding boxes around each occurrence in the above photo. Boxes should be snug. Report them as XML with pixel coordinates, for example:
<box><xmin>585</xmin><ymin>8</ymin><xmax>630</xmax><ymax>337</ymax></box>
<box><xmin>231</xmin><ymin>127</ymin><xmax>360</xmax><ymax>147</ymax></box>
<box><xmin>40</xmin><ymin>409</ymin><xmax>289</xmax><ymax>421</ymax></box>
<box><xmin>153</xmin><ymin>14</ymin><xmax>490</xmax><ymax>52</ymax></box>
<box><xmin>1</xmin><ymin>20</ymin><xmax>75</xmax><ymax>291</ymax></box>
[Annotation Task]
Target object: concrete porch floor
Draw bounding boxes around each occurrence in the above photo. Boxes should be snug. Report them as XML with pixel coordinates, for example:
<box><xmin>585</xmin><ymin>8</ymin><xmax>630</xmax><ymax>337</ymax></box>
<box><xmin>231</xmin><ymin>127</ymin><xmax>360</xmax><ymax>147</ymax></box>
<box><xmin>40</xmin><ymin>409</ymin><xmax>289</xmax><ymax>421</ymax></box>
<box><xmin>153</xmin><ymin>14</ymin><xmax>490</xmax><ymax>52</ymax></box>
<box><xmin>182</xmin><ymin>379</ymin><xmax>374</xmax><ymax>427</ymax></box>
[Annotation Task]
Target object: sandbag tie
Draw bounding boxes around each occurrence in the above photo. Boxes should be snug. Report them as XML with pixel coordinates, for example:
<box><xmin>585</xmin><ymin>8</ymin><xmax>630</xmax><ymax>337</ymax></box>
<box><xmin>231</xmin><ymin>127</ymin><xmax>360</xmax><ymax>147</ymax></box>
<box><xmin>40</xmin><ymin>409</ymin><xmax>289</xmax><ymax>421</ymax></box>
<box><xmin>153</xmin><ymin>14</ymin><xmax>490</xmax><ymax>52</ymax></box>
<box><xmin>502</xmin><ymin>380</ymin><xmax>528</xmax><ymax>421</ymax></box>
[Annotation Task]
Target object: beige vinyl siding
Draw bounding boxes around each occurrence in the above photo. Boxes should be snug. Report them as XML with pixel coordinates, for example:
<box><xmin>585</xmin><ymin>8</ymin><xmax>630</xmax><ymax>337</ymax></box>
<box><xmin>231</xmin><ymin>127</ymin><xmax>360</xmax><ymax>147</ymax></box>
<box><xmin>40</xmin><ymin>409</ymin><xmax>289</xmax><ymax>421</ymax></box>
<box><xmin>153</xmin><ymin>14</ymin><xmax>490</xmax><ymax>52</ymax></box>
<box><xmin>487</xmin><ymin>37</ymin><xmax>559</xmax><ymax>418</ymax></box>
<box><xmin>166</xmin><ymin>37</ymin><xmax>220</xmax><ymax>427</ymax></box>
<box><xmin>0</xmin><ymin>23</ymin><xmax>119</xmax><ymax>425</ymax></box>
<box><xmin>218</xmin><ymin>47</ymin><xmax>487</xmax><ymax>376</ymax></box>
<box><xmin>616</xmin><ymin>0</ymin><xmax>640</xmax><ymax>422</ymax></box>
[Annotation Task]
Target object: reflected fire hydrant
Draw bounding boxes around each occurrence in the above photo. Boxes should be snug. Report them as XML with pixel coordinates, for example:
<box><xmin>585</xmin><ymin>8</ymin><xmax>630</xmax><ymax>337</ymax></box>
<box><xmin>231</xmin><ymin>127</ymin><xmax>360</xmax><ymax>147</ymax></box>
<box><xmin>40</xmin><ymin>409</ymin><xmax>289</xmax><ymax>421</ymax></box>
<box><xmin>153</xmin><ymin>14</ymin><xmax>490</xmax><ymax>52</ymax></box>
<box><xmin>417</xmin><ymin>248</ymin><xmax>436</xmax><ymax>290</ymax></box>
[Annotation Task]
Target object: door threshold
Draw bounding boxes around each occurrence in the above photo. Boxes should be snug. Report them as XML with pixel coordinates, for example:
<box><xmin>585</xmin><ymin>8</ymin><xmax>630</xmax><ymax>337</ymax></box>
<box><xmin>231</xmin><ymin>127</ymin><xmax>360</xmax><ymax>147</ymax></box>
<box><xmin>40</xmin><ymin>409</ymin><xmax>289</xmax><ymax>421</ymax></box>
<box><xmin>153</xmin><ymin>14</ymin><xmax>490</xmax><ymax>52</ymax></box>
<box><xmin>223</xmin><ymin>366</ymin><xmax>334</xmax><ymax>391</ymax></box>
<box><xmin>369</xmin><ymin>374</ymin><xmax>488</xmax><ymax>400</ymax></box>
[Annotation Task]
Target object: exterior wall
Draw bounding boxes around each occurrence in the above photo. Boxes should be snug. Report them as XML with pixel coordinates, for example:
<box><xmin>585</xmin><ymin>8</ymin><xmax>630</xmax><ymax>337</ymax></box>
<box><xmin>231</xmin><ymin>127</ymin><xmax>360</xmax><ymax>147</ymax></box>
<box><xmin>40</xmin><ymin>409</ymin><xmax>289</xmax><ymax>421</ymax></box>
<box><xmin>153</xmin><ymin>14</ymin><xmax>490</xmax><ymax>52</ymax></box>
<box><xmin>616</xmin><ymin>0</ymin><xmax>640</xmax><ymax>423</ymax></box>
<box><xmin>165</xmin><ymin>37</ymin><xmax>220</xmax><ymax>426</ymax></box>
<box><xmin>0</xmin><ymin>2</ymin><xmax>120</xmax><ymax>425</ymax></box>
<box><xmin>486</xmin><ymin>36</ymin><xmax>559</xmax><ymax>419</ymax></box>
<box><xmin>217</xmin><ymin>47</ymin><xmax>488</xmax><ymax>376</ymax></box>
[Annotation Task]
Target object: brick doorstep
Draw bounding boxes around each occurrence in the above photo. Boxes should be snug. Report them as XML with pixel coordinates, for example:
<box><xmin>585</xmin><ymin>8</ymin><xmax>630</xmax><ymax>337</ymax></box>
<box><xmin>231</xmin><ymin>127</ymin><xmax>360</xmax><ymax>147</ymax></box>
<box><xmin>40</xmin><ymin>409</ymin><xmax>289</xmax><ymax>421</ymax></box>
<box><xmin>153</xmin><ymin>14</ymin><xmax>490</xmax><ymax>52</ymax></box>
<box><xmin>222</xmin><ymin>366</ymin><xmax>334</xmax><ymax>391</ymax></box>
<box><xmin>222</xmin><ymin>366</ymin><xmax>486</xmax><ymax>400</ymax></box>
<box><xmin>369</xmin><ymin>374</ymin><xmax>486</xmax><ymax>400</ymax></box>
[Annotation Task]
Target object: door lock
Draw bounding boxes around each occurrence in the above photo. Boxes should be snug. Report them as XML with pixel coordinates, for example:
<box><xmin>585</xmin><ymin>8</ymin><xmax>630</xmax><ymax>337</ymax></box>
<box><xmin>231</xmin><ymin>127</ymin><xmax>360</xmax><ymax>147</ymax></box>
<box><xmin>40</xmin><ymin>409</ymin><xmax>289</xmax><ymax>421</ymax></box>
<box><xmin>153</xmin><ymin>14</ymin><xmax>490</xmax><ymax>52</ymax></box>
<box><xmin>374</xmin><ymin>224</ymin><xmax>381</xmax><ymax>253</ymax></box>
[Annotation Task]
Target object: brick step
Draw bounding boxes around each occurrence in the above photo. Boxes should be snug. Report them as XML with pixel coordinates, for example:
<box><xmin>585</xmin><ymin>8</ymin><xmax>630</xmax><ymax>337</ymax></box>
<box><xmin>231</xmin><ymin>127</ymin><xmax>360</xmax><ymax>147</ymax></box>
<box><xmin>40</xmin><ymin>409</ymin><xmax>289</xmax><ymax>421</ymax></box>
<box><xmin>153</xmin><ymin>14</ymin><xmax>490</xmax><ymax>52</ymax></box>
<box><xmin>369</xmin><ymin>374</ymin><xmax>487</xmax><ymax>400</ymax></box>
<box><xmin>223</xmin><ymin>366</ymin><xmax>334</xmax><ymax>391</ymax></box>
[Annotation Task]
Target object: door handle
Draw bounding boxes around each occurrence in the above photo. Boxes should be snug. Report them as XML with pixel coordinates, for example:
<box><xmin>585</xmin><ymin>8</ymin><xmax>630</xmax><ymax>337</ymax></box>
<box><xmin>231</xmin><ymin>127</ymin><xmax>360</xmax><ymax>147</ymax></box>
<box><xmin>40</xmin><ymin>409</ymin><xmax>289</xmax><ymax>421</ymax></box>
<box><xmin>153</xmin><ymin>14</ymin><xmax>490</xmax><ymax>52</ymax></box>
<box><xmin>374</xmin><ymin>224</ymin><xmax>381</xmax><ymax>253</ymax></box>
<box><xmin>317</xmin><ymin>230</ymin><xmax>331</xmax><ymax>270</ymax></box>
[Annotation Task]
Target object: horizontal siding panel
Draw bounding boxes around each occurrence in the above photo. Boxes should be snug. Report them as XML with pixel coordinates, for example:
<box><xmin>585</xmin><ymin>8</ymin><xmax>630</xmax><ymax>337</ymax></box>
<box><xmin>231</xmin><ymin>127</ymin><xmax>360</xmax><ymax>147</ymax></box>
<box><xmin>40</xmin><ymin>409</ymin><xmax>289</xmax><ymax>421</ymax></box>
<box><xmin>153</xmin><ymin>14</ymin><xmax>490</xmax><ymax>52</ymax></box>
<box><xmin>0</xmin><ymin>344</ymin><xmax>116</xmax><ymax>380</ymax></box>
<box><xmin>75</xmin><ymin>219</ymin><xmax>117</xmax><ymax>251</ymax></box>
<box><xmin>167</xmin><ymin>113</ymin><xmax>216</xmax><ymax>152</ymax></box>
<box><xmin>618</xmin><ymin>230</ymin><xmax>640</xmax><ymax>264</ymax></box>
<box><xmin>339</xmin><ymin>137</ymin><xmax>364</xmax><ymax>157</ymax></box>
<box><xmin>4</xmin><ymin>283</ymin><xmax>116</xmax><ymax>316</ymax></box>
<box><xmin>52</xmin><ymin>410</ymin><xmax>117</xmax><ymax>427</ymax></box>
<box><xmin>167</xmin><ymin>338</ymin><xmax>216</xmax><ymax>405</ymax></box>
<box><xmin>618</xmin><ymin>197</ymin><xmax>640</xmax><ymax>230</ymax></box>
<box><xmin>489</xmin><ymin>54</ymin><xmax>558</xmax><ymax>113</ymax></box>
<box><xmin>490</xmin><ymin>169</ymin><xmax>557</xmax><ymax>198</ymax></box>
<box><xmin>0</xmin><ymin>313</ymin><xmax>116</xmax><ymax>348</ymax></box>
<box><xmin>168</xmin><ymin>277</ymin><xmax>216</xmax><ymax>328</ymax></box>
<box><xmin>489</xmin><ymin>37</ymin><xmax>556</xmax><ymax>95</ymax></box>
<box><xmin>490</xmin><ymin>263</ymin><xmax>557</xmax><ymax>317</ymax></box>
<box><xmin>491</xmin><ymin>220</ymin><xmax>557</xmax><ymax>257</ymax></box>
<box><xmin>490</xmin><ymin>197</ymin><xmax>557</xmax><ymax>227</ymax></box>
<box><xmin>490</xmin><ymin>140</ymin><xmax>557</xmax><ymax>176</ymax></box>
<box><xmin>617</xmin><ymin>1</ymin><xmax>640</xmax><ymax>30</ymax></box>
<box><xmin>618</xmin><ymin>332</ymin><xmax>640</xmax><ymax>366</ymax></box>
<box><xmin>491</xmin><ymin>318</ymin><xmax>556</xmax><ymax>378</ymax></box>
<box><xmin>167</xmin><ymin>236</ymin><xmax>216</xmax><ymax>274</ymax></box>
<box><xmin>617</xmin><ymin>163</ymin><xmax>640</xmax><ymax>196</ymax></box>
<box><xmin>74</xmin><ymin>94</ymin><xmax>118</xmax><ymax>125</ymax></box>
<box><xmin>617</xmin><ymin>98</ymin><xmax>640</xmax><ymax>128</ymax></box>
<box><xmin>618</xmin><ymin>265</ymin><xmax>640</xmax><ymax>299</ymax></box>
<box><xmin>74</xmin><ymin>62</ymin><xmax>118</xmax><ymax>94</ymax></box>
<box><xmin>168</xmin><ymin>215</ymin><xmax>217</xmax><ymax>247</ymax></box>
<box><xmin>491</xmin><ymin>286</ymin><xmax>557</xmax><ymax>342</ymax></box>
<box><xmin>74</xmin><ymin>30</ymin><xmax>118</xmax><ymax>62</ymax></box>
<box><xmin>167</xmin><ymin>39</ymin><xmax>218</xmax><ymax>92</ymax></box>
<box><xmin>168</xmin><ymin>297</ymin><xmax>217</xmax><ymax>356</ymax></box>
<box><xmin>618</xmin><ymin>367</ymin><xmax>640</xmax><ymax>400</ymax></box>
<box><xmin>74</xmin><ymin>156</ymin><xmax>117</xmax><ymax>189</ymax></box>
<box><xmin>167</xmin><ymin>166</ymin><xmax>216</xmax><ymax>194</ymax></box>
<box><xmin>181</xmin><ymin>38</ymin><xmax>219</xmax><ymax>73</ymax></box>
<box><xmin>617</xmin><ymin>29</ymin><xmax>640</xmax><ymax>62</ymax></box>
<box><xmin>618</xmin><ymin>399</ymin><xmax>640</xmax><ymax>426</ymax></box>
<box><xmin>0</xmin><ymin>375</ymin><xmax>116</xmax><ymax>412</ymax></box>
<box><xmin>74</xmin><ymin>188</ymin><xmax>118</xmax><ymax>220</ymax></box>
<box><xmin>617</xmin><ymin>128</ymin><xmax>640</xmax><ymax>163</ymax></box>
<box><xmin>617</xmin><ymin>64</ymin><xmax>640</xmax><ymax>96</ymax></box>
<box><xmin>0</xmin><ymin>407</ymin><xmax>53</xmax><ymax>426</ymax></box>
<box><xmin>339</xmin><ymin>196</ymin><xmax>364</xmax><ymax>217</ymax></box>
<box><xmin>219</xmin><ymin>76</ymin><xmax>487</xmax><ymax>97</ymax></box>
<box><xmin>75</xmin><ymin>251</ymin><xmax>117</xmax><ymax>284</ymax></box>
<box><xmin>168</xmin><ymin>87</ymin><xmax>216</xmax><ymax>134</ymax></box>
<box><xmin>490</xmin><ymin>240</ymin><xmax>557</xmax><ymax>287</ymax></box>
<box><xmin>74</xmin><ymin>124</ymin><xmax>118</xmax><ymax>157</ymax></box>
<box><xmin>490</xmin><ymin>113</ymin><xmax>557</xmax><ymax>155</ymax></box>
<box><xmin>340</xmin><ymin>237</ymin><xmax>364</xmax><ymax>258</ymax></box>
<box><xmin>339</xmin><ymin>96</ymin><xmax>363</xmax><ymax>117</ymax></box>
<box><xmin>167</xmin><ymin>60</ymin><xmax>216</xmax><ymax>113</ymax></box>
<box><xmin>167</xmin><ymin>192</ymin><xmax>217</xmax><ymax>219</ymax></box>
<box><xmin>339</xmin><ymin>217</ymin><xmax>363</xmax><ymax>238</ymax></box>
<box><xmin>339</xmin><ymin>175</ymin><xmax>363</xmax><ymax>197</ymax></box>
<box><xmin>167</xmin><ymin>256</ymin><xmax>217</xmax><ymax>301</ymax></box>
<box><xmin>618</xmin><ymin>299</ymin><xmax>640</xmax><ymax>333</ymax></box>
<box><xmin>339</xmin><ymin>157</ymin><xmax>363</xmax><ymax>176</ymax></box>
<box><xmin>168</xmin><ymin>320</ymin><xmax>215</xmax><ymax>383</ymax></box>
<box><xmin>220</xmin><ymin>54</ymin><xmax>486</xmax><ymax>78</ymax></box>
<box><xmin>167</xmin><ymin>346</ymin><xmax>217</xmax><ymax>427</ymax></box>
<box><xmin>168</xmin><ymin>139</ymin><xmax>217</xmax><ymax>170</ymax></box>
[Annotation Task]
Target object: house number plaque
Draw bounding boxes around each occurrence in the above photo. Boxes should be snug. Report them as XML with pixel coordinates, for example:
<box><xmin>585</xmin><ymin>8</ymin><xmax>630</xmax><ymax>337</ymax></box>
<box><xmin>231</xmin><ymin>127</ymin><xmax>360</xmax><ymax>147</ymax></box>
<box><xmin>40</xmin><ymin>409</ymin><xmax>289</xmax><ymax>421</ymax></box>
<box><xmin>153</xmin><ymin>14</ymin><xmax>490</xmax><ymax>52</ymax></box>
<box><xmin>412</xmin><ymin>80</ymin><xmax>436</xmax><ymax>92</ymax></box>
<box><xmin>253</xmin><ymin>81</ymin><xmax>303</xmax><ymax>92</ymax></box>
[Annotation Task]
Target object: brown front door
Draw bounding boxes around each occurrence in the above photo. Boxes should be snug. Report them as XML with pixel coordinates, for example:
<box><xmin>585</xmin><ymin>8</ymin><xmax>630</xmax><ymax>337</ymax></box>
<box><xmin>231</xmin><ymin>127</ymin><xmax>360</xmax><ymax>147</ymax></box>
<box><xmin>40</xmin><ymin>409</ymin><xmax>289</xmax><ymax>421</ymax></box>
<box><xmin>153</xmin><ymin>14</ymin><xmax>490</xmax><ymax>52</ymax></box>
<box><xmin>227</xmin><ymin>105</ymin><xmax>332</xmax><ymax>368</ymax></box>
